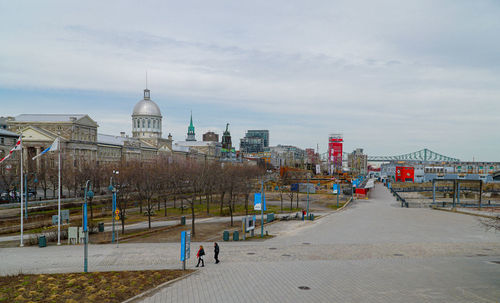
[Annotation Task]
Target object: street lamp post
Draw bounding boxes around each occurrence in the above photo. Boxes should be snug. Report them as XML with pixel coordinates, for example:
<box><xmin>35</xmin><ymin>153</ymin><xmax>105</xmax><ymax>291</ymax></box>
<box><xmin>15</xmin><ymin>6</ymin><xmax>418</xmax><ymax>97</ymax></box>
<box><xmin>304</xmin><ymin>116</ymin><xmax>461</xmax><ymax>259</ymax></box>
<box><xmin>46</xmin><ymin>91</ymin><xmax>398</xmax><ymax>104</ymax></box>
<box><xmin>306</xmin><ymin>173</ymin><xmax>311</xmax><ymax>216</ymax></box>
<box><xmin>260</xmin><ymin>178</ymin><xmax>264</xmax><ymax>238</ymax></box>
<box><xmin>337</xmin><ymin>181</ymin><xmax>340</xmax><ymax>208</ymax></box>
<box><xmin>109</xmin><ymin>170</ymin><xmax>119</xmax><ymax>243</ymax></box>
<box><xmin>83</xmin><ymin>180</ymin><xmax>90</xmax><ymax>273</ymax></box>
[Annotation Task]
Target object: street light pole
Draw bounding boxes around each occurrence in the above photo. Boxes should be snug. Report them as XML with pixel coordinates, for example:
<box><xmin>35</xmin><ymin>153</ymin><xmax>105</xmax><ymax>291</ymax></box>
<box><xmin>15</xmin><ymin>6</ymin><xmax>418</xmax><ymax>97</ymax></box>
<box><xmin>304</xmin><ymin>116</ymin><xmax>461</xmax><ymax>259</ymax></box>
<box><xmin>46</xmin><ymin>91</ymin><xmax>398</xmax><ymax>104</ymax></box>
<box><xmin>337</xmin><ymin>181</ymin><xmax>339</xmax><ymax>208</ymax></box>
<box><xmin>306</xmin><ymin>174</ymin><xmax>310</xmax><ymax>216</ymax></box>
<box><xmin>110</xmin><ymin>177</ymin><xmax>115</xmax><ymax>244</ymax></box>
<box><xmin>260</xmin><ymin>178</ymin><xmax>264</xmax><ymax>238</ymax></box>
<box><xmin>110</xmin><ymin>170</ymin><xmax>119</xmax><ymax>244</ymax></box>
<box><xmin>83</xmin><ymin>180</ymin><xmax>90</xmax><ymax>273</ymax></box>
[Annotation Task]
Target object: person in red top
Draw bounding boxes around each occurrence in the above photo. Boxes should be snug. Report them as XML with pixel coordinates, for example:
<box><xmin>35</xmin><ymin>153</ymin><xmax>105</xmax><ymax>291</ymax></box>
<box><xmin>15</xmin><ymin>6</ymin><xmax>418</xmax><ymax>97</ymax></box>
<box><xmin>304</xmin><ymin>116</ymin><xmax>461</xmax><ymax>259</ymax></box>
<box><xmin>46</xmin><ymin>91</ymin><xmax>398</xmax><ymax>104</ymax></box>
<box><xmin>196</xmin><ymin>245</ymin><xmax>205</xmax><ymax>267</ymax></box>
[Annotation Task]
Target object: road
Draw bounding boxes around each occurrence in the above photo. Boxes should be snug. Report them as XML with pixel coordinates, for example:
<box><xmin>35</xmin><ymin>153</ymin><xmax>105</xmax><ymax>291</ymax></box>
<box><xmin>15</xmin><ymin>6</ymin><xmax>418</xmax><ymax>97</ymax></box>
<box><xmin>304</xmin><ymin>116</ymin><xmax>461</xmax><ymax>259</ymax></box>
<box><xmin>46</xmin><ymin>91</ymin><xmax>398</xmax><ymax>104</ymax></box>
<box><xmin>0</xmin><ymin>183</ymin><xmax>499</xmax><ymax>302</ymax></box>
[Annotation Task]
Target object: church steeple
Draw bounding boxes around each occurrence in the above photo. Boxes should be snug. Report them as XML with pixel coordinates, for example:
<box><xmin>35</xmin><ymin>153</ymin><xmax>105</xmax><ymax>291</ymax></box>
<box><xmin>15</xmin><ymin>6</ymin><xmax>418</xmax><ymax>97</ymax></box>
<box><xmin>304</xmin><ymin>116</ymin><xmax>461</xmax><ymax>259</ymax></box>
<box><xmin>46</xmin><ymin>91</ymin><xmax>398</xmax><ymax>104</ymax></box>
<box><xmin>186</xmin><ymin>111</ymin><xmax>196</xmax><ymax>141</ymax></box>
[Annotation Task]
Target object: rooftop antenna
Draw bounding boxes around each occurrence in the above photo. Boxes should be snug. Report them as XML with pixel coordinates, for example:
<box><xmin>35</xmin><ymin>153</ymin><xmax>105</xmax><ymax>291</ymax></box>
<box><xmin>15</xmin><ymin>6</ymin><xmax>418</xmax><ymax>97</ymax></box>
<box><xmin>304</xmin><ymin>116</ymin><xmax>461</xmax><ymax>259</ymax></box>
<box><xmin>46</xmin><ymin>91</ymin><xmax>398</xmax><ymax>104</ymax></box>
<box><xmin>146</xmin><ymin>70</ymin><xmax>148</xmax><ymax>89</ymax></box>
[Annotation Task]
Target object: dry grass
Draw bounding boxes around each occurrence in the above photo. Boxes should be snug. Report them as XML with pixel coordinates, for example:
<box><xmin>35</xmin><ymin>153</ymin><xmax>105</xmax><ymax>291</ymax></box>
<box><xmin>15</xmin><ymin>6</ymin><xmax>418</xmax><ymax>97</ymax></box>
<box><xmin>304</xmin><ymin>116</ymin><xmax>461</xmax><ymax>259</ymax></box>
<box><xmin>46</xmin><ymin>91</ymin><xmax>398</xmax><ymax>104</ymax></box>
<box><xmin>0</xmin><ymin>270</ymin><xmax>192</xmax><ymax>303</ymax></box>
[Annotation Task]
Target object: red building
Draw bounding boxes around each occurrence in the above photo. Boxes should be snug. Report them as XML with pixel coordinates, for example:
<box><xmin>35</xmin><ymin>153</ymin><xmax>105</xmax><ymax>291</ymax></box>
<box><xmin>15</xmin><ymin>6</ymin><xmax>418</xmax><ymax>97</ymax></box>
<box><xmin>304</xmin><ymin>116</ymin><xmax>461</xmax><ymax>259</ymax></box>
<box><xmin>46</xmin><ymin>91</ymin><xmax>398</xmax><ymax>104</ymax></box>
<box><xmin>396</xmin><ymin>166</ymin><xmax>414</xmax><ymax>182</ymax></box>
<box><xmin>328</xmin><ymin>134</ymin><xmax>343</xmax><ymax>169</ymax></box>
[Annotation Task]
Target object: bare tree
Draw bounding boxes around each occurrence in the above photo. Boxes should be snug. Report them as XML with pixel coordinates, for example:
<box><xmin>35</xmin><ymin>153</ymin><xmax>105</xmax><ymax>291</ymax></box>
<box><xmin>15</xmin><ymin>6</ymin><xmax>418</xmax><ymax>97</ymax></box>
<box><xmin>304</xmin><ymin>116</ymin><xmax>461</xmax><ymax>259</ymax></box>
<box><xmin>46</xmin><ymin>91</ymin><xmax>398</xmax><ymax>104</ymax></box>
<box><xmin>135</xmin><ymin>162</ymin><xmax>161</xmax><ymax>229</ymax></box>
<box><xmin>116</xmin><ymin>160</ymin><xmax>136</xmax><ymax>234</ymax></box>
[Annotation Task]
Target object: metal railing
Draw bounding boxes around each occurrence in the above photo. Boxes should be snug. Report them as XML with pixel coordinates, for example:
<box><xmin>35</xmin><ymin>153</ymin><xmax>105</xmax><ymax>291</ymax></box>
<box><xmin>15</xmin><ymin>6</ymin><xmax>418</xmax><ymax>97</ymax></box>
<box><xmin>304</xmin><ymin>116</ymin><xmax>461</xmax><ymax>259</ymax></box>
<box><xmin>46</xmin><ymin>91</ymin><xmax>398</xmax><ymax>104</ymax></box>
<box><xmin>388</xmin><ymin>186</ymin><xmax>408</xmax><ymax>208</ymax></box>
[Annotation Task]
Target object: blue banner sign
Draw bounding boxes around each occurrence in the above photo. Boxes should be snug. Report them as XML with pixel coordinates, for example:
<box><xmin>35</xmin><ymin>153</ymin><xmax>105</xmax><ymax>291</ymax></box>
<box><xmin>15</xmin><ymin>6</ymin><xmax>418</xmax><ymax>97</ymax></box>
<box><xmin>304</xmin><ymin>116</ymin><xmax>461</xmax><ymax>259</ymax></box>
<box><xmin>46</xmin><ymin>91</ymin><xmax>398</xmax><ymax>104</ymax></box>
<box><xmin>83</xmin><ymin>203</ymin><xmax>88</xmax><ymax>232</ymax></box>
<box><xmin>254</xmin><ymin>193</ymin><xmax>266</xmax><ymax>211</ymax></box>
<box><xmin>180</xmin><ymin>231</ymin><xmax>186</xmax><ymax>261</ymax></box>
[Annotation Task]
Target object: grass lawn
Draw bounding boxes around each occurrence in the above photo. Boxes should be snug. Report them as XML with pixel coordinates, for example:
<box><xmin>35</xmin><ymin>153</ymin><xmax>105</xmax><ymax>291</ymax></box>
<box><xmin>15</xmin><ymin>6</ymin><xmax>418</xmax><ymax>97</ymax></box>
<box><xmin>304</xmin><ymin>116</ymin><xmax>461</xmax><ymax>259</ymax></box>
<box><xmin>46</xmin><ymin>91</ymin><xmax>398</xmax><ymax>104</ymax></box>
<box><xmin>0</xmin><ymin>270</ymin><xmax>193</xmax><ymax>303</ymax></box>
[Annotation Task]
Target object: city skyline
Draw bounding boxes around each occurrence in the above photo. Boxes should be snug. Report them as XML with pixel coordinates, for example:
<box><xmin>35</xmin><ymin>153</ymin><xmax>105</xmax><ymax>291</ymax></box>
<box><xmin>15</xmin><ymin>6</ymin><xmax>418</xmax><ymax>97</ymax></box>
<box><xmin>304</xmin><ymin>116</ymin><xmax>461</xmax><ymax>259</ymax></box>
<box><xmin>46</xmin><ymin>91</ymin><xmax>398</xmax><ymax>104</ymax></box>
<box><xmin>1</xmin><ymin>1</ymin><xmax>499</xmax><ymax>161</ymax></box>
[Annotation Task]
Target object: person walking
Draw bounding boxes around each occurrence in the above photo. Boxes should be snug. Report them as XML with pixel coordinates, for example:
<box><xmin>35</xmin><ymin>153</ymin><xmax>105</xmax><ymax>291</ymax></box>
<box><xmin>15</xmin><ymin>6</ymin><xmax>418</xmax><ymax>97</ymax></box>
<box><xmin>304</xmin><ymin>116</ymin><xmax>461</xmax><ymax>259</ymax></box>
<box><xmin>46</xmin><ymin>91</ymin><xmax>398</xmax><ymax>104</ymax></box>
<box><xmin>196</xmin><ymin>245</ymin><xmax>205</xmax><ymax>267</ymax></box>
<box><xmin>214</xmin><ymin>242</ymin><xmax>220</xmax><ymax>264</ymax></box>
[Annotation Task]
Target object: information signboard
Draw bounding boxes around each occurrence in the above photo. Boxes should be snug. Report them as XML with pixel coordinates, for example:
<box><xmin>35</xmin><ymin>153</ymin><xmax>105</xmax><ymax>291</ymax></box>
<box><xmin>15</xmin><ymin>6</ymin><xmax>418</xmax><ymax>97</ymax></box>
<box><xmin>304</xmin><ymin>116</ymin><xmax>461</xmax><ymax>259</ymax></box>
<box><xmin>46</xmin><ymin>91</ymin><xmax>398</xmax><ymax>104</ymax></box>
<box><xmin>246</xmin><ymin>216</ymin><xmax>255</xmax><ymax>231</ymax></box>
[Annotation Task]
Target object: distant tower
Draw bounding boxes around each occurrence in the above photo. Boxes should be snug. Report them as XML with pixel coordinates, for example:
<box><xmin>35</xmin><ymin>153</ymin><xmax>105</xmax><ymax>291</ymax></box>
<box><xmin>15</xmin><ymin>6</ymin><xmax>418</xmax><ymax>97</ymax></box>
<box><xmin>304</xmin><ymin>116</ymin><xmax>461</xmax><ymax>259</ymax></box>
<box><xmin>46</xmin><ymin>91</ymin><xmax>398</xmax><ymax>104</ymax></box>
<box><xmin>132</xmin><ymin>88</ymin><xmax>162</xmax><ymax>144</ymax></box>
<box><xmin>221</xmin><ymin>123</ymin><xmax>232</xmax><ymax>150</ymax></box>
<box><xmin>328</xmin><ymin>133</ymin><xmax>343</xmax><ymax>171</ymax></box>
<box><xmin>186</xmin><ymin>111</ymin><xmax>196</xmax><ymax>141</ymax></box>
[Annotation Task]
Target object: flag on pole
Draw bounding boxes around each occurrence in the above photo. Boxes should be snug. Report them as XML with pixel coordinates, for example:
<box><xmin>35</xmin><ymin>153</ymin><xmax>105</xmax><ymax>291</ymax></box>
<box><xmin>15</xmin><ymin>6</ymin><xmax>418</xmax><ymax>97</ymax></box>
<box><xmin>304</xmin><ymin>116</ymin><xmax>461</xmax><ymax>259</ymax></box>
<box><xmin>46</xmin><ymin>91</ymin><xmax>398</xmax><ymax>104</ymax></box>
<box><xmin>32</xmin><ymin>137</ymin><xmax>59</xmax><ymax>161</ymax></box>
<box><xmin>0</xmin><ymin>136</ymin><xmax>22</xmax><ymax>164</ymax></box>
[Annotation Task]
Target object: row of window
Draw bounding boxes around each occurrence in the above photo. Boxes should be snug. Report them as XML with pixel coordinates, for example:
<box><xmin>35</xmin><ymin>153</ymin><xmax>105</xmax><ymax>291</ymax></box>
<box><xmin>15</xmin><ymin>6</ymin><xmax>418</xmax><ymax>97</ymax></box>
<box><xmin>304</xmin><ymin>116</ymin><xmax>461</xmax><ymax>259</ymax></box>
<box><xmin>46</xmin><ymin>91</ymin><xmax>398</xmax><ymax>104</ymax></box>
<box><xmin>134</xmin><ymin>118</ymin><xmax>161</xmax><ymax>130</ymax></box>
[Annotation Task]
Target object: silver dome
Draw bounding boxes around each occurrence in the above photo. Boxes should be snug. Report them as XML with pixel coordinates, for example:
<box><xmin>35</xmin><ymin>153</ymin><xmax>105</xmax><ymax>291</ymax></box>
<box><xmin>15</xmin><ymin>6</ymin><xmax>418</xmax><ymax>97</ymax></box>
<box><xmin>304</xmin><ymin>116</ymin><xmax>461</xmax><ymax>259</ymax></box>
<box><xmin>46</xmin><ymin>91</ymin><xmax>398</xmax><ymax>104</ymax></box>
<box><xmin>132</xmin><ymin>89</ymin><xmax>162</xmax><ymax>117</ymax></box>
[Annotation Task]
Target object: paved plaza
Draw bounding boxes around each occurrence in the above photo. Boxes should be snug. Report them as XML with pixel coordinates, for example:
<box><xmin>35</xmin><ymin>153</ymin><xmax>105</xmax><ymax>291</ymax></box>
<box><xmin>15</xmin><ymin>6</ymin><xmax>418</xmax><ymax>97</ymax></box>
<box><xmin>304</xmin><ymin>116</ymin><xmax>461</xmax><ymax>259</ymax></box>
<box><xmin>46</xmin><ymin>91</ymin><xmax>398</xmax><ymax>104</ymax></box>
<box><xmin>1</xmin><ymin>184</ymin><xmax>499</xmax><ymax>302</ymax></box>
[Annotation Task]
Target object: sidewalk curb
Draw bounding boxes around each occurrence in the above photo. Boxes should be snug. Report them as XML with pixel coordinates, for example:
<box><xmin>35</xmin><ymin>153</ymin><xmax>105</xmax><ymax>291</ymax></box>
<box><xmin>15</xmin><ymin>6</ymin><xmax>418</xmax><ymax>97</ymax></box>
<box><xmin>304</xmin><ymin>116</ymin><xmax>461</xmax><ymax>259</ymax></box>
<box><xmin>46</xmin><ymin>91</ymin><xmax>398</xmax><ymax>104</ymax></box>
<box><xmin>122</xmin><ymin>270</ymin><xmax>198</xmax><ymax>303</ymax></box>
<box><xmin>432</xmin><ymin>207</ymin><xmax>498</xmax><ymax>219</ymax></box>
<box><xmin>317</xmin><ymin>196</ymin><xmax>354</xmax><ymax>221</ymax></box>
<box><xmin>97</xmin><ymin>224</ymin><xmax>182</xmax><ymax>244</ymax></box>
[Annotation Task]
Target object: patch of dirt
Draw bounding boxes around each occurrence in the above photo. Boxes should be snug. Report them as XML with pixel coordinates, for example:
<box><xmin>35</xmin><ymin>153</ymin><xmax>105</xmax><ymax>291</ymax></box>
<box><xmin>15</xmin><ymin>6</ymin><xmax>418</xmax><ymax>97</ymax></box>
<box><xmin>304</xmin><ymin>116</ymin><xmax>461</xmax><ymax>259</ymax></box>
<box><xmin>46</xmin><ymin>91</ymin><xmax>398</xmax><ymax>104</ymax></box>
<box><xmin>0</xmin><ymin>269</ymin><xmax>192</xmax><ymax>303</ymax></box>
<box><xmin>122</xmin><ymin>221</ymin><xmax>247</xmax><ymax>243</ymax></box>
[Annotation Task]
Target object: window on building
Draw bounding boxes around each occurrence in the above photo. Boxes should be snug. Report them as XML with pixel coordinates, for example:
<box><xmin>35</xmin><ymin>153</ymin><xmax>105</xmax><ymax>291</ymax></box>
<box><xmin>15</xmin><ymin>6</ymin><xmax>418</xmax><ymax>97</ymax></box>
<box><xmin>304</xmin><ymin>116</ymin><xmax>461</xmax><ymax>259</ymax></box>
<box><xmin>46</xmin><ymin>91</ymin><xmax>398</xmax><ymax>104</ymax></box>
<box><xmin>0</xmin><ymin>138</ymin><xmax>4</xmax><ymax>145</ymax></box>
<box><xmin>148</xmin><ymin>119</ymin><xmax>151</xmax><ymax>128</ymax></box>
<box><xmin>142</xmin><ymin>119</ymin><xmax>145</xmax><ymax>128</ymax></box>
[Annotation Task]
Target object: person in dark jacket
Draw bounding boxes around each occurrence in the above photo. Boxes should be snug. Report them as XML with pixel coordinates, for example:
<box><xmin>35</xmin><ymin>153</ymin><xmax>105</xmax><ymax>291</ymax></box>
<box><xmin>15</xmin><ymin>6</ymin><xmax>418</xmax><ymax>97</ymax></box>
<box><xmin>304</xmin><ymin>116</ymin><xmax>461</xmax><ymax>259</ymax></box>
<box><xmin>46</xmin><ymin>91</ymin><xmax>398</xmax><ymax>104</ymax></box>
<box><xmin>196</xmin><ymin>245</ymin><xmax>205</xmax><ymax>267</ymax></box>
<box><xmin>214</xmin><ymin>242</ymin><xmax>220</xmax><ymax>264</ymax></box>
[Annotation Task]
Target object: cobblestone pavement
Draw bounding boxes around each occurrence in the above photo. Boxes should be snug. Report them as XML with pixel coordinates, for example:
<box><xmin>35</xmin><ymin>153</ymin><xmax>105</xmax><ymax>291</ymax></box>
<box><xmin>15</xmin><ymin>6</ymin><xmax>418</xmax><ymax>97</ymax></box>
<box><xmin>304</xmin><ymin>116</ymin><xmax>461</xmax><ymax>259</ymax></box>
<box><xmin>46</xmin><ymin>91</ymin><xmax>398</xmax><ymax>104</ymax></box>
<box><xmin>139</xmin><ymin>184</ymin><xmax>500</xmax><ymax>303</ymax></box>
<box><xmin>1</xmin><ymin>184</ymin><xmax>499</xmax><ymax>302</ymax></box>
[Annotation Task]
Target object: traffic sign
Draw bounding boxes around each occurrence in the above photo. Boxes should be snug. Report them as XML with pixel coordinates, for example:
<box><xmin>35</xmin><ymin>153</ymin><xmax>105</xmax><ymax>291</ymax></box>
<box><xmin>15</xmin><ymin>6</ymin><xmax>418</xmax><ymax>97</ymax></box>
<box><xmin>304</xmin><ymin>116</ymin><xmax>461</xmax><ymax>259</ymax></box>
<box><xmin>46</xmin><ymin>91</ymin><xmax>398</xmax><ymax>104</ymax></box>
<box><xmin>115</xmin><ymin>209</ymin><xmax>120</xmax><ymax>215</ymax></box>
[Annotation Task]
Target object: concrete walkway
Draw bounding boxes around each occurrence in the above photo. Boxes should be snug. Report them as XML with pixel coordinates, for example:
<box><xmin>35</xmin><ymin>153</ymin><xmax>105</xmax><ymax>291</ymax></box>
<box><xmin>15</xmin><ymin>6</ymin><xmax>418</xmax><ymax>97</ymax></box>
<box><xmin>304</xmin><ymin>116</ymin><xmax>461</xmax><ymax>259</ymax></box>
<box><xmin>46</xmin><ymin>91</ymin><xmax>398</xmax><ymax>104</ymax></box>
<box><xmin>1</xmin><ymin>184</ymin><xmax>499</xmax><ymax>302</ymax></box>
<box><xmin>140</xmin><ymin>183</ymin><xmax>500</xmax><ymax>302</ymax></box>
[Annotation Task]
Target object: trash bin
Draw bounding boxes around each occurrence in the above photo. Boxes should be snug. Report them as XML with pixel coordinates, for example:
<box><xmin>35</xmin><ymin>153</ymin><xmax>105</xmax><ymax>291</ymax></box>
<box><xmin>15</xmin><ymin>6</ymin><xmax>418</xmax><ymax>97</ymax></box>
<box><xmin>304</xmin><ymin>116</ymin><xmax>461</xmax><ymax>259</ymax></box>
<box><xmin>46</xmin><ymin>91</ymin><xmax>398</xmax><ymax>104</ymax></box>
<box><xmin>309</xmin><ymin>214</ymin><xmax>314</xmax><ymax>221</ymax></box>
<box><xmin>38</xmin><ymin>235</ymin><xmax>47</xmax><ymax>248</ymax></box>
<box><xmin>233</xmin><ymin>231</ymin><xmax>239</xmax><ymax>241</ymax></box>
<box><xmin>98</xmin><ymin>222</ymin><xmax>104</xmax><ymax>232</ymax></box>
<box><xmin>266</xmin><ymin>213</ymin><xmax>274</xmax><ymax>223</ymax></box>
<box><xmin>181</xmin><ymin>216</ymin><xmax>186</xmax><ymax>226</ymax></box>
<box><xmin>223</xmin><ymin>231</ymin><xmax>229</xmax><ymax>241</ymax></box>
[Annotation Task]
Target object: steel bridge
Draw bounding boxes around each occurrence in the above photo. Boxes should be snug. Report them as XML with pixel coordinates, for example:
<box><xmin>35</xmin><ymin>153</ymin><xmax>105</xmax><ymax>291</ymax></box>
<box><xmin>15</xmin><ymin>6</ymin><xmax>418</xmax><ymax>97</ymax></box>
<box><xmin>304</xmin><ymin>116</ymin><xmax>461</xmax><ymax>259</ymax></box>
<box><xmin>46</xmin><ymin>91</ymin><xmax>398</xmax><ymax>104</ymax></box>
<box><xmin>367</xmin><ymin>148</ymin><xmax>459</xmax><ymax>162</ymax></box>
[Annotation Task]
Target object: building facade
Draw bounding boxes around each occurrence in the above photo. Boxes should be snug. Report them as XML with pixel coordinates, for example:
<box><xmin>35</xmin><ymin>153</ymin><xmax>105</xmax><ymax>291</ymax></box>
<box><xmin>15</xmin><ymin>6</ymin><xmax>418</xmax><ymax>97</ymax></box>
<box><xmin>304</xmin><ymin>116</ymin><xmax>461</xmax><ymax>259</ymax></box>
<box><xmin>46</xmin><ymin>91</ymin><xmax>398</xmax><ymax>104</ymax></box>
<box><xmin>203</xmin><ymin>131</ymin><xmax>219</xmax><ymax>142</ymax></box>
<box><xmin>380</xmin><ymin>161</ymin><xmax>500</xmax><ymax>183</ymax></box>
<box><xmin>347</xmin><ymin>148</ymin><xmax>368</xmax><ymax>176</ymax></box>
<box><xmin>240</xmin><ymin>130</ymin><xmax>269</xmax><ymax>154</ymax></box>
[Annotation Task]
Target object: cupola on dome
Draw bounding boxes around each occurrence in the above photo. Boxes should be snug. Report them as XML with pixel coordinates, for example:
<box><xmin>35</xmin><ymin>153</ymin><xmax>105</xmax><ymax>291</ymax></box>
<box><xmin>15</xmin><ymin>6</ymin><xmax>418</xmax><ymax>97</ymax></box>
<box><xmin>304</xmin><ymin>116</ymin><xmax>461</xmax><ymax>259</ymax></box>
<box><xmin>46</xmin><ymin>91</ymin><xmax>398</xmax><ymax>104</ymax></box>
<box><xmin>133</xmin><ymin>89</ymin><xmax>162</xmax><ymax>117</ymax></box>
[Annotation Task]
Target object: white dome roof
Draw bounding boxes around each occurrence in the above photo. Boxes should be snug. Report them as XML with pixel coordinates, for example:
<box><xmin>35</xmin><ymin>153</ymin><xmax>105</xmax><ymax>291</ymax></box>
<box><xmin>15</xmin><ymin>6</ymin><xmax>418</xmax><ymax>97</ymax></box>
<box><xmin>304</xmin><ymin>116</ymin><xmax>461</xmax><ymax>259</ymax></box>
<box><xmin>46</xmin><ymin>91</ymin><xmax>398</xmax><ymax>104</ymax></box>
<box><xmin>132</xmin><ymin>89</ymin><xmax>162</xmax><ymax>117</ymax></box>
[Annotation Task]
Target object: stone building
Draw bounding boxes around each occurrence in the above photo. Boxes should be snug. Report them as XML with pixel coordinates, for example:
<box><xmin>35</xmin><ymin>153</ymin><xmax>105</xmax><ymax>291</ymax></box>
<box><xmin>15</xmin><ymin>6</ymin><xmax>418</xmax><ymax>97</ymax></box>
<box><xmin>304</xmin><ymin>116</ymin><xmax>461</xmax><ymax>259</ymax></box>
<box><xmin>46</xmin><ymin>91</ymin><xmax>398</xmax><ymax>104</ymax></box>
<box><xmin>347</xmin><ymin>148</ymin><xmax>368</xmax><ymax>176</ymax></box>
<box><xmin>1</xmin><ymin>88</ymin><xmax>214</xmax><ymax>170</ymax></box>
<box><xmin>132</xmin><ymin>88</ymin><xmax>172</xmax><ymax>149</ymax></box>
<box><xmin>202</xmin><ymin>131</ymin><xmax>219</xmax><ymax>142</ymax></box>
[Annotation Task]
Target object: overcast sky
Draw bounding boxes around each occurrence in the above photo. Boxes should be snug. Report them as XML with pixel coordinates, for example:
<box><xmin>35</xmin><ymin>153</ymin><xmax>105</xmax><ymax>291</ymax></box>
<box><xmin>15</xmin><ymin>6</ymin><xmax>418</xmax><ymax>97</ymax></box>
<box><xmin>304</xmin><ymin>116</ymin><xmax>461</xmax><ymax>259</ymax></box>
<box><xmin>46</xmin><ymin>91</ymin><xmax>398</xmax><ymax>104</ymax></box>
<box><xmin>1</xmin><ymin>0</ymin><xmax>499</xmax><ymax>161</ymax></box>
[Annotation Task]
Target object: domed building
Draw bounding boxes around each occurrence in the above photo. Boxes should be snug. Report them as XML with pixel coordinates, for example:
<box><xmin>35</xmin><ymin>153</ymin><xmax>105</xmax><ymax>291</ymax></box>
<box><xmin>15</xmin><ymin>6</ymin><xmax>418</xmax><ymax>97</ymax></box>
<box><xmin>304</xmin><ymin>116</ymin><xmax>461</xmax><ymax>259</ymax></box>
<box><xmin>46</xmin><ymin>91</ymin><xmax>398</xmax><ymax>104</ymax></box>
<box><xmin>131</xmin><ymin>88</ymin><xmax>172</xmax><ymax>148</ymax></box>
<box><xmin>132</xmin><ymin>89</ymin><xmax>162</xmax><ymax>140</ymax></box>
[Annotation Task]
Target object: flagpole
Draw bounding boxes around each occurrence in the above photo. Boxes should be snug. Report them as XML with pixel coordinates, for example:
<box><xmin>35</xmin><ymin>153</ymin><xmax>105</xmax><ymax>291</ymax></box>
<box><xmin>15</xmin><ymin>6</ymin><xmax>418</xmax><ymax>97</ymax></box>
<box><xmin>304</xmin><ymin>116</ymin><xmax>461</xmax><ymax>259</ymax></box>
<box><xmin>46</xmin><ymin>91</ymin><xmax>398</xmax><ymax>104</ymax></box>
<box><xmin>20</xmin><ymin>136</ymin><xmax>24</xmax><ymax>247</ymax></box>
<box><xmin>57</xmin><ymin>137</ymin><xmax>61</xmax><ymax>245</ymax></box>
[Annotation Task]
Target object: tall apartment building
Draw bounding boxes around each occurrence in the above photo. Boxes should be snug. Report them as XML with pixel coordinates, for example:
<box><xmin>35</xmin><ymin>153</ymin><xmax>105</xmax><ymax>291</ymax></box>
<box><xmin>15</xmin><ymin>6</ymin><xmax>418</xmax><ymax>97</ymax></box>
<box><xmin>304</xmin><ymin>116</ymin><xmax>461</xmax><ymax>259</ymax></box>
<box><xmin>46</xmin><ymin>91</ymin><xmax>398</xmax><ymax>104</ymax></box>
<box><xmin>240</xmin><ymin>130</ymin><xmax>269</xmax><ymax>153</ymax></box>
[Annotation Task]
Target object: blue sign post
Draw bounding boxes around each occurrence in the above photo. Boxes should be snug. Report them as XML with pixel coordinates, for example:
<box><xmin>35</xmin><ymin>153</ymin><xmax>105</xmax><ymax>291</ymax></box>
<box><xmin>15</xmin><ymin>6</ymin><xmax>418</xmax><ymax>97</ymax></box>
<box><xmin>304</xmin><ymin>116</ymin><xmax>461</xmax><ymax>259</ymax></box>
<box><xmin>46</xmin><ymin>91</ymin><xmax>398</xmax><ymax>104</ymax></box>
<box><xmin>83</xmin><ymin>180</ymin><xmax>90</xmax><ymax>273</ymax></box>
<box><xmin>180</xmin><ymin>231</ymin><xmax>191</xmax><ymax>270</ymax></box>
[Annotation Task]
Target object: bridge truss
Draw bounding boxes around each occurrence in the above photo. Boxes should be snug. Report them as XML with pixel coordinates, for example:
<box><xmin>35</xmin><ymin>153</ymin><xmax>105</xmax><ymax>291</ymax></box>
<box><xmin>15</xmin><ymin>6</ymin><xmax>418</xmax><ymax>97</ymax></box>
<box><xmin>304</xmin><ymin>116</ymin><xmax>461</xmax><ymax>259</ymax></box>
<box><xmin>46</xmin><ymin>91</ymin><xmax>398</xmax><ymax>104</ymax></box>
<box><xmin>367</xmin><ymin>148</ymin><xmax>459</xmax><ymax>162</ymax></box>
